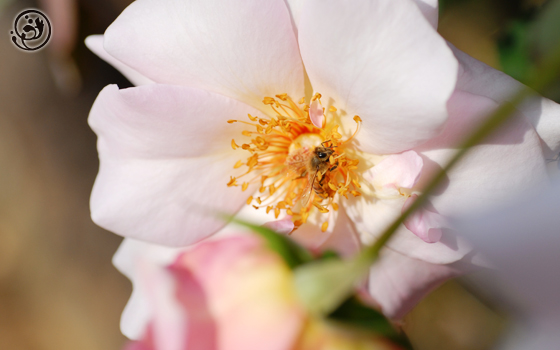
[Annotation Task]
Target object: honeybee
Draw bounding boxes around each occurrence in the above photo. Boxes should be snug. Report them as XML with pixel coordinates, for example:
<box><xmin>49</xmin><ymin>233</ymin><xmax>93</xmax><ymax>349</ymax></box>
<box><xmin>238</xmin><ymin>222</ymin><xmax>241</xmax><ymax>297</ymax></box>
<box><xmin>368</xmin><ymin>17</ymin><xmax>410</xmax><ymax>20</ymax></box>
<box><xmin>306</xmin><ymin>144</ymin><xmax>337</xmax><ymax>197</ymax></box>
<box><xmin>285</xmin><ymin>141</ymin><xmax>339</xmax><ymax>201</ymax></box>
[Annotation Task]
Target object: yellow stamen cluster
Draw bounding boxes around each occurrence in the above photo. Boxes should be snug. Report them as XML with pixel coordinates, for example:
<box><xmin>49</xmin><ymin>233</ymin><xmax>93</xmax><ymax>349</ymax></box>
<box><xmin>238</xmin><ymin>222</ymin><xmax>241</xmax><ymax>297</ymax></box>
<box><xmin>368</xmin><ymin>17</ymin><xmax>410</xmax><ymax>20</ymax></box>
<box><xmin>228</xmin><ymin>93</ymin><xmax>362</xmax><ymax>233</ymax></box>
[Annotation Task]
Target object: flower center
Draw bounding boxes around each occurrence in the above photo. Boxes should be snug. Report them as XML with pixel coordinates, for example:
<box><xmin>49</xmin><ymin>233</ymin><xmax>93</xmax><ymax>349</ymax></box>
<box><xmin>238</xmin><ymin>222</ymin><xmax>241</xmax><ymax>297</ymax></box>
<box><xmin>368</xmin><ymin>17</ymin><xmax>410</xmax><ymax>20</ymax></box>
<box><xmin>227</xmin><ymin>93</ymin><xmax>362</xmax><ymax>232</ymax></box>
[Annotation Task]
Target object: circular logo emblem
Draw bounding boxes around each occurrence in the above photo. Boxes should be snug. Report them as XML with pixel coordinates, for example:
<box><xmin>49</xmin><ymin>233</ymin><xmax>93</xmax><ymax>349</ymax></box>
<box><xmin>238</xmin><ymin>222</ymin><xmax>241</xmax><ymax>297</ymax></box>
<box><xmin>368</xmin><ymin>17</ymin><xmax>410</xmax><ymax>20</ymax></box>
<box><xmin>10</xmin><ymin>9</ymin><xmax>51</xmax><ymax>51</ymax></box>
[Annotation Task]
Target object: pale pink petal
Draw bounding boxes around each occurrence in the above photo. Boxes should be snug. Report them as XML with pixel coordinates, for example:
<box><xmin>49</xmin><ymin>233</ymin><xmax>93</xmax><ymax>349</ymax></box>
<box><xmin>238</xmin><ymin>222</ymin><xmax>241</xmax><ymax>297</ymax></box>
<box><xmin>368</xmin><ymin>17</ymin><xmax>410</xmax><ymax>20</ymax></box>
<box><xmin>412</xmin><ymin>0</ymin><xmax>438</xmax><ymax>29</ymax></box>
<box><xmin>500</xmin><ymin>321</ymin><xmax>560</xmax><ymax>350</ymax></box>
<box><xmin>124</xmin><ymin>249</ymin><xmax>218</xmax><ymax>350</ymax></box>
<box><xmin>415</xmin><ymin>90</ymin><xmax>550</xmax><ymax>219</ymax></box>
<box><xmin>113</xmin><ymin>239</ymin><xmax>185</xmax><ymax>340</ymax></box>
<box><xmin>179</xmin><ymin>236</ymin><xmax>304</xmax><ymax>350</ymax></box>
<box><xmin>284</xmin><ymin>0</ymin><xmax>305</xmax><ymax>35</ymax></box>
<box><xmin>345</xmin><ymin>196</ymin><xmax>470</xmax><ymax>264</ymax></box>
<box><xmin>298</xmin><ymin>0</ymin><xmax>458</xmax><ymax>154</ymax></box>
<box><xmin>451</xmin><ymin>43</ymin><xmax>560</xmax><ymax>156</ymax></box>
<box><xmin>456</xmin><ymin>184</ymin><xmax>560</xmax><ymax>324</ymax></box>
<box><xmin>368</xmin><ymin>248</ymin><xmax>465</xmax><ymax>319</ymax></box>
<box><xmin>456</xmin><ymin>184</ymin><xmax>560</xmax><ymax>349</ymax></box>
<box><xmin>120</xmin><ymin>288</ymin><xmax>151</xmax><ymax>341</ymax></box>
<box><xmin>318</xmin><ymin>208</ymin><xmax>362</xmax><ymax>258</ymax></box>
<box><xmin>119</xmin><ymin>283</ymin><xmax>151</xmax><ymax>340</ymax></box>
<box><xmin>365</xmin><ymin>151</ymin><xmax>423</xmax><ymax>197</ymax></box>
<box><xmin>309</xmin><ymin>100</ymin><xmax>324</xmax><ymax>128</ymax></box>
<box><xmin>104</xmin><ymin>0</ymin><xmax>304</xmax><ymax>113</ymax></box>
<box><xmin>263</xmin><ymin>218</ymin><xmax>295</xmax><ymax>235</ymax></box>
<box><xmin>142</xmin><ymin>261</ymin><xmax>187</xmax><ymax>350</ymax></box>
<box><xmin>345</xmin><ymin>197</ymin><xmax>405</xmax><ymax>248</ymax></box>
<box><xmin>290</xmin><ymin>204</ymin><xmax>338</xmax><ymax>249</ymax></box>
<box><xmin>89</xmin><ymin>84</ymin><xmax>263</xmax><ymax>246</ymax></box>
<box><xmin>402</xmin><ymin>194</ymin><xmax>445</xmax><ymax>243</ymax></box>
<box><xmin>85</xmin><ymin>35</ymin><xmax>154</xmax><ymax>86</ymax></box>
<box><xmin>168</xmin><ymin>266</ymin><xmax>217</xmax><ymax>350</ymax></box>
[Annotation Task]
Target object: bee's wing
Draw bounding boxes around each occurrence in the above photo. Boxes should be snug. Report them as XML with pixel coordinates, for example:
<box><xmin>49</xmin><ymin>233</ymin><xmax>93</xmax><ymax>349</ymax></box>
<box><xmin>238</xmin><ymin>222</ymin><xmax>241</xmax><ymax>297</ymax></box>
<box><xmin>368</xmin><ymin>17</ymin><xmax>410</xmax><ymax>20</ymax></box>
<box><xmin>303</xmin><ymin>167</ymin><xmax>318</xmax><ymax>206</ymax></box>
<box><xmin>285</xmin><ymin>148</ymin><xmax>311</xmax><ymax>177</ymax></box>
<box><xmin>286</xmin><ymin>160</ymin><xmax>308</xmax><ymax>177</ymax></box>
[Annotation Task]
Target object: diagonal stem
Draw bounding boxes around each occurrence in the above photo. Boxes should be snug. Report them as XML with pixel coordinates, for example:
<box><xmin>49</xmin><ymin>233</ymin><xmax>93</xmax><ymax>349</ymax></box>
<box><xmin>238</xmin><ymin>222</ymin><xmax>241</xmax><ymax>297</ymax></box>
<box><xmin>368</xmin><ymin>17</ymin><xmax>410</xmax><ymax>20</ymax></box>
<box><xmin>295</xmin><ymin>42</ymin><xmax>560</xmax><ymax>316</ymax></box>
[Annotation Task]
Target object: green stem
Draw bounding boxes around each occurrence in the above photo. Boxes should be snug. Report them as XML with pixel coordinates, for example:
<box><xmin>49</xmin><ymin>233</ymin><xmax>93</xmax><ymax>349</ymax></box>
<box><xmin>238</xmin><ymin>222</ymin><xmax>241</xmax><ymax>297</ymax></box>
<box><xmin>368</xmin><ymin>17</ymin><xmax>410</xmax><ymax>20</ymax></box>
<box><xmin>357</xmin><ymin>87</ymin><xmax>532</xmax><ymax>266</ymax></box>
<box><xmin>356</xmin><ymin>40</ymin><xmax>560</xmax><ymax>276</ymax></box>
<box><xmin>294</xmin><ymin>42</ymin><xmax>560</xmax><ymax>316</ymax></box>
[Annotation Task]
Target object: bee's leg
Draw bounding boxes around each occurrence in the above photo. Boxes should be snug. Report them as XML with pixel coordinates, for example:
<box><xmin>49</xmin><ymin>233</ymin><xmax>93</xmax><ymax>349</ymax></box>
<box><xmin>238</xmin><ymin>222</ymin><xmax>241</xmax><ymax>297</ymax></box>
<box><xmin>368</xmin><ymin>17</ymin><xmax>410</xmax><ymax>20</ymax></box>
<box><xmin>328</xmin><ymin>165</ymin><xmax>338</xmax><ymax>172</ymax></box>
<box><xmin>319</xmin><ymin>171</ymin><xmax>327</xmax><ymax>185</ymax></box>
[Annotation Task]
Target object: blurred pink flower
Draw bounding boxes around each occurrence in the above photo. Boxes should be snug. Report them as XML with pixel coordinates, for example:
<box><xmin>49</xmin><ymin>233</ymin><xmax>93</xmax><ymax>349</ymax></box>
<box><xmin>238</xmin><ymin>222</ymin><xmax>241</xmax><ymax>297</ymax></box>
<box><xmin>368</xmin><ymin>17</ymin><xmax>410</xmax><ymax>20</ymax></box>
<box><xmin>86</xmin><ymin>0</ymin><xmax>560</xmax><ymax>322</ymax></box>
<box><xmin>113</xmin><ymin>215</ymin><xmax>366</xmax><ymax>340</ymax></box>
<box><xmin>123</xmin><ymin>234</ymin><xmax>405</xmax><ymax>350</ymax></box>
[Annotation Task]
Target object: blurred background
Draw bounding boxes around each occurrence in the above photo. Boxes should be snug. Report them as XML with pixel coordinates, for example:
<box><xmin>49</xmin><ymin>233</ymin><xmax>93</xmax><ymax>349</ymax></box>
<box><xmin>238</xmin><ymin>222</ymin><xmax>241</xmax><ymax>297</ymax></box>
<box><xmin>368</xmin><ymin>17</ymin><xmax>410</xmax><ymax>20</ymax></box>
<box><xmin>0</xmin><ymin>0</ymin><xmax>556</xmax><ymax>349</ymax></box>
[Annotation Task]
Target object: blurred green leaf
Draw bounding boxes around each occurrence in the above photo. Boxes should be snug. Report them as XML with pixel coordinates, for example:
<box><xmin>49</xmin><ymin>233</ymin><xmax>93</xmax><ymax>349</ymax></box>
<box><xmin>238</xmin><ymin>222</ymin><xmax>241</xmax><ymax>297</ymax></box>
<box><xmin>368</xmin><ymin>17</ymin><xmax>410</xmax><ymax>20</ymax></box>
<box><xmin>439</xmin><ymin>0</ymin><xmax>469</xmax><ymax>14</ymax></box>
<box><xmin>498</xmin><ymin>20</ymin><xmax>533</xmax><ymax>82</ymax></box>
<box><xmin>293</xmin><ymin>258</ymin><xmax>369</xmax><ymax>316</ymax></box>
<box><xmin>498</xmin><ymin>0</ymin><xmax>560</xmax><ymax>88</ymax></box>
<box><xmin>531</xmin><ymin>0</ymin><xmax>560</xmax><ymax>59</ymax></box>
<box><xmin>229</xmin><ymin>218</ymin><xmax>313</xmax><ymax>269</ymax></box>
<box><xmin>328</xmin><ymin>296</ymin><xmax>413</xmax><ymax>350</ymax></box>
<box><xmin>329</xmin><ymin>297</ymin><xmax>394</xmax><ymax>333</ymax></box>
<box><xmin>317</xmin><ymin>249</ymin><xmax>340</xmax><ymax>261</ymax></box>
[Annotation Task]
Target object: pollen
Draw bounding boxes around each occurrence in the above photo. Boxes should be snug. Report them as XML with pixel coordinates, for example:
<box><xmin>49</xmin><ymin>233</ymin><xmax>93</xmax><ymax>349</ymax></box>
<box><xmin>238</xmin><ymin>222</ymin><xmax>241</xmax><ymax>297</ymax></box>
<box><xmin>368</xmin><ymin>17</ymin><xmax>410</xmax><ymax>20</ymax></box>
<box><xmin>227</xmin><ymin>93</ymin><xmax>362</xmax><ymax>233</ymax></box>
